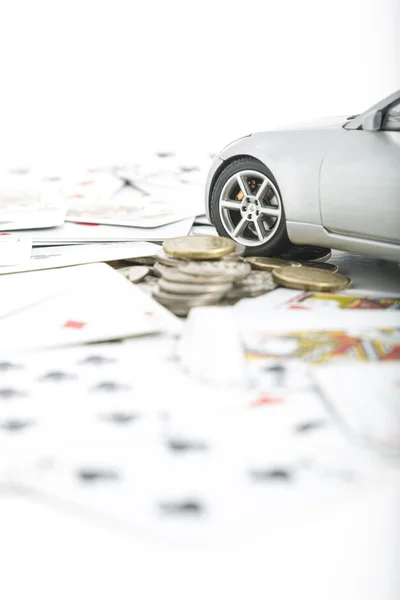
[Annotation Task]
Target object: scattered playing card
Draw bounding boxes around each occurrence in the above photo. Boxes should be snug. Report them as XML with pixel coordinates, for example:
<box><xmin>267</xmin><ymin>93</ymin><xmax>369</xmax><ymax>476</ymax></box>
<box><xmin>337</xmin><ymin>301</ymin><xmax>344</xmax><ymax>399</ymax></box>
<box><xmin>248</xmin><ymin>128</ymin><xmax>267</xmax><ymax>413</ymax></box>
<box><xmin>8</xmin><ymin>217</ymin><xmax>195</xmax><ymax>246</ymax></box>
<box><xmin>66</xmin><ymin>185</ymin><xmax>197</xmax><ymax>229</ymax></box>
<box><xmin>0</xmin><ymin>241</ymin><xmax>159</xmax><ymax>276</ymax></box>
<box><xmin>0</xmin><ymin>336</ymin><xmax>386</xmax><ymax>545</ymax></box>
<box><xmin>0</xmin><ymin>169</ymin><xmax>66</xmax><ymax>230</ymax></box>
<box><xmin>0</xmin><ymin>263</ymin><xmax>180</xmax><ymax>349</ymax></box>
<box><xmin>313</xmin><ymin>361</ymin><xmax>400</xmax><ymax>454</ymax></box>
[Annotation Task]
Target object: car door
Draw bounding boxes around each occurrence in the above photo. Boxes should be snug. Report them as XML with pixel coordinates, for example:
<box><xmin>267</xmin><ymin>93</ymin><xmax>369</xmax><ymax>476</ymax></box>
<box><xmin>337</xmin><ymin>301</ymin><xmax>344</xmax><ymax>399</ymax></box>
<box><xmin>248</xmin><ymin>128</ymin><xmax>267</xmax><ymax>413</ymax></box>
<box><xmin>319</xmin><ymin>99</ymin><xmax>400</xmax><ymax>244</ymax></box>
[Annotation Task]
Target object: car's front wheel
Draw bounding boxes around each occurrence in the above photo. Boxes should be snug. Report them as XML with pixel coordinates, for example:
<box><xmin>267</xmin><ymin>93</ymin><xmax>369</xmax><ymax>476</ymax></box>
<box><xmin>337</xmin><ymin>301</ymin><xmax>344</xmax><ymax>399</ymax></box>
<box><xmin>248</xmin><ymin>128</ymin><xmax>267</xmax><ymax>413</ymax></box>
<box><xmin>210</xmin><ymin>157</ymin><xmax>291</xmax><ymax>256</ymax></box>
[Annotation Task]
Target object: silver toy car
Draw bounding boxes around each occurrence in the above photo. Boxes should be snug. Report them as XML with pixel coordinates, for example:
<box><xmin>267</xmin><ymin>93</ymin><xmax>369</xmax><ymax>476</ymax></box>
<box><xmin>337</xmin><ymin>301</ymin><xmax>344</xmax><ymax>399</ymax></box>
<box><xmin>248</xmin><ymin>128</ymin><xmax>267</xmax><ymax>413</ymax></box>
<box><xmin>205</xmin><ymin>90</ymin><xmax>400</xmax><ymax>261</ymax></box>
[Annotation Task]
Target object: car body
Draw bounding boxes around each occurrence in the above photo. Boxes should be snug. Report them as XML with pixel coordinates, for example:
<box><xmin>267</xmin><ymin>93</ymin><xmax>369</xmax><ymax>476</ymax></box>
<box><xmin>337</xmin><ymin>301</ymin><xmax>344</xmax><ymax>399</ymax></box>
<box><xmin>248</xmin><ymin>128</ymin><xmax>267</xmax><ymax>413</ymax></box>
<box><xmin>205</xmin><ymin>90</ymin><xmax>400</xmax><ymax>261</ymax></box>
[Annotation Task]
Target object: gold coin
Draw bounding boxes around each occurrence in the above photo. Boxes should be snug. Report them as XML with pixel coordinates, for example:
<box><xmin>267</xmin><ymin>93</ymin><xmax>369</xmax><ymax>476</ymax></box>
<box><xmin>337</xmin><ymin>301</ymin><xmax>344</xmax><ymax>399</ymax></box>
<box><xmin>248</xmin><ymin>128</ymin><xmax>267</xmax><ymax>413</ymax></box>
<box><xmin>245</xmin><ymin>257</ymin><xmax>301</xmax><ymax>271</ymax></box>
<box><xmin>303</xmin><ymin>262</ymin><xmax>338</xmax><ymax>273</ymax></box>
<box><xmin>272</xmin><ymin>266</ymin><xmax>352</xmax><ymax>292</ymax></box>
<box><xmin>163</xmin><ymin>235</ymin><xmax>236</xmax><ymax>260</ymax></box>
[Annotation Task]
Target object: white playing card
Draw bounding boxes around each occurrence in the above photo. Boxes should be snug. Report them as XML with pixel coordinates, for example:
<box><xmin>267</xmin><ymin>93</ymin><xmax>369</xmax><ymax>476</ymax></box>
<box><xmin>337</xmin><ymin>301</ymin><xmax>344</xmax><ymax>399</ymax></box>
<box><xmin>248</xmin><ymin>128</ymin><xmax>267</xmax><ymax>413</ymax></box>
<box><xmin>0</xmin><ymin>263</ymin><xmax>180</xmax><ymax>349</ymax></box>
<box><xmin>0</xmin><ymin>241</ymin><xmax>158</xmax><ymax>275</ymax></box>
<box><xmin>0</xmin><ymin>169</ymin><xmax>66</xmax><ymax>230</ymax></box>
<box><xmin>13</xmin><ymin>404</ymin><xmax>383</xmax><ymax>546</ymax></box>
<box><xmin>0</xmin><ymin>263</ymin><xmax>97</xmax><ymax>321</ymax></box>
<box><xmin>8</xmin><ymin>217</ymin><xmax>194</xmax><ymax>246</ymax></box>
<box><xmin>313</xmin><ymin>362</ymin><xmax>400</xmax><ymax>454</ymax></box>
<box><xmin>236</xmin><ymin>287</ymin><xmax>400</xmax><ymax>311</ymax></box>
<box><xmin>0</xmin><ymin>334</ymin><xmax>387</xmax><ymax>545</ymax></box>
<box><xmin>63</xmin><ymin>171</ymin><xmax>124</xmax><ymax>205</ymax></box>
<box><xmin>66</xmin><ymin>184</ymin><xmax>197</xmax><ymax>229</ymax></box>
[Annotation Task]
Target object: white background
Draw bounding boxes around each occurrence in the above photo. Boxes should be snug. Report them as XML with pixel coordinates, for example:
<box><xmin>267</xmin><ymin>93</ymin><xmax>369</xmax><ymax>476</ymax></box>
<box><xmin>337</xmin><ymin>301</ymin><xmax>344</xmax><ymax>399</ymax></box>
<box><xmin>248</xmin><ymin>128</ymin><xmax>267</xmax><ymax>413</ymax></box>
<box><xmin>0</xmin><ymin>0</ymin><xmax>399</xmax><ymax>166</ymax></box>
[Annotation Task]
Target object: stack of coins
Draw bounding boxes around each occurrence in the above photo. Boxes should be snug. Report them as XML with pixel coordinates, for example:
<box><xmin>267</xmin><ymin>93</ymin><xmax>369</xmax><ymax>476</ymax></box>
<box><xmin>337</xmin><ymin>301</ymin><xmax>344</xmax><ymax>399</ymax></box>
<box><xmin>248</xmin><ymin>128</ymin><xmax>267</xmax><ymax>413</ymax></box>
<box><xmin>152</xmin><ymin>236</ymin><xmax>253</xmax><ymax>316</ymax></box>
<box><xmin>120</xmin><ymin>236</ymin><xmax>352</xmax><ymax>316</ymax></box>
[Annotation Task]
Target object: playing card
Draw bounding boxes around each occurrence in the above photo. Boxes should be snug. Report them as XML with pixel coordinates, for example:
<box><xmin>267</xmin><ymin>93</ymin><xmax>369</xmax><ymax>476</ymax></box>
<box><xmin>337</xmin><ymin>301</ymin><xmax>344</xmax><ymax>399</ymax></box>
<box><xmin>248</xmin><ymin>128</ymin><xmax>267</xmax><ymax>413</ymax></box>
<box><xmin>0</xmin><ymin>263</ymin><xmax>180</xmax><ymax>349</ymax></box>
<box><xmin>235</xmin><ymin>287</ymin><xmax>400</xmax><ymax>312</ymax></box>
<box><xmin>0</xmin><ymin>263</ymin><xmax>96</xmax><ymax>321</ymax></box>
<box><xmin>0</xmin><ymin>169</ymin><xmax>66</xmax><ymax>230</ymax></box>
<box><xmin>63</xmin><ymin>171</ymin><xmax>124</xmax><ymax>205</ymax></box>
<box><xmin>0</xmin><ymin>241</ymin><xmax>158</xmax><ymax>275</ymax></box>
<box><xmin>116</xmin><ymin>148</ymin><xmax>212</xmax><ymax>189</ymax></box>
<box><xmin>313</xmin><ymin>362</ymin><xmax>400</xmax><ymax>454</ymax></box>
<box><xmin>8</xmin><ymin>217</ymin><xmax>194</xmax><ymax>246</ymax></box>
<box><xmin>0</xmin><ymin>343</ymin><xmax>169</xmax><ymax>480</ymax></box>
<box><xmin>0</xmin><ymin>332</ymin><xmax>387</xmax><ymax>545</ymax></box>
<box><xmin>12</xmin><ymin>385</ymin><xmax>383</xmax><ymax>546</ymax></box>
<box><xmin>66</xmin><ymin>184</ymin><xmax>197</xmax><ymax>229</ymax></box>
<box><xmin>244</xmin><ymin>327</ymin><xmax>400</xmax><ymax>365</ymax></box>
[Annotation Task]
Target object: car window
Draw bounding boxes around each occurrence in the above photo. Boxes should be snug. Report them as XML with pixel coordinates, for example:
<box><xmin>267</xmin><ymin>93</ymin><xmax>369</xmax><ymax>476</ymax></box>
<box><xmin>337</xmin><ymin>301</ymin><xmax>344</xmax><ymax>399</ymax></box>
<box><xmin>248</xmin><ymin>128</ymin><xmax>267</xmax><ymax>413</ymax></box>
<box><xmin>382</xmin><ymin>100</ymin><xmax>400</xmax><ymax>131</ymax></box>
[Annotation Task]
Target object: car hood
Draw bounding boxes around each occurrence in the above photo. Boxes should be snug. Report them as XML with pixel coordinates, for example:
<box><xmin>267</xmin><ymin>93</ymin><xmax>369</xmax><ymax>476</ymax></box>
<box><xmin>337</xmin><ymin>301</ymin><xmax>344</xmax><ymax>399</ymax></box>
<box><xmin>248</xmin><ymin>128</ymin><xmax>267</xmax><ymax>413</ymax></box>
<box><xmin>264</xmin><ymin>115</ymin><xmax>350</xmax><ymax>132</ymax></box>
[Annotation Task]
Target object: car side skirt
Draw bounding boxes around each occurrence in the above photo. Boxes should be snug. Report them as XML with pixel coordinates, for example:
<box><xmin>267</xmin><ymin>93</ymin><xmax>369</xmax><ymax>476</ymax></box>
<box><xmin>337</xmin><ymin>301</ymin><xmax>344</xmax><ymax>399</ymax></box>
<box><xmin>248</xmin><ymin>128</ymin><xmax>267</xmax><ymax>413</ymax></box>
<box><xmin>286</xmin><ymin>222</ymin><xmax>400</xmax><ymax>262</ymax></box>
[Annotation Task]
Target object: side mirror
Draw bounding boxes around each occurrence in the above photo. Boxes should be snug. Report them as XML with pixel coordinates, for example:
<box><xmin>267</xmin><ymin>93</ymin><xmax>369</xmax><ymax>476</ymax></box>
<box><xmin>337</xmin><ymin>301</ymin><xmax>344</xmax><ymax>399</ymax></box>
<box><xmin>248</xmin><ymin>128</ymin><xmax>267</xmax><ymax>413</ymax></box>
<box><xmin>362</xmin><ymin>110</ymin><xmax>382</xmax><ymax>131</ymax></box>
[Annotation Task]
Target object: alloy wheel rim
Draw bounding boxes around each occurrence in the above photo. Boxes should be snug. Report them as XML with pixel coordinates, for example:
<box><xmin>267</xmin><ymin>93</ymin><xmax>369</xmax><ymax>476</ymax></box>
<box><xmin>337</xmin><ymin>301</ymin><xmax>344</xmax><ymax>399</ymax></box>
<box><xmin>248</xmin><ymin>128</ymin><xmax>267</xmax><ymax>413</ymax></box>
<box><xmin>218</xmin><ymin>169</ymin><xmax>282</xmax><ymax>246</ymax></box>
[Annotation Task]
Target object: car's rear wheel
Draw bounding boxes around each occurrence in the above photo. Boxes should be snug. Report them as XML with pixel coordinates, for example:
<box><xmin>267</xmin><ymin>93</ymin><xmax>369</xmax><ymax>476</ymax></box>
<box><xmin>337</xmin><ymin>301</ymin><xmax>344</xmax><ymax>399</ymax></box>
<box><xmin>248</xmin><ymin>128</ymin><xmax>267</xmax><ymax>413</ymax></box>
<box><xmin>210</xmin><ymin>157</ymin><xmax>291</xmax><ymax>256</ymax></box>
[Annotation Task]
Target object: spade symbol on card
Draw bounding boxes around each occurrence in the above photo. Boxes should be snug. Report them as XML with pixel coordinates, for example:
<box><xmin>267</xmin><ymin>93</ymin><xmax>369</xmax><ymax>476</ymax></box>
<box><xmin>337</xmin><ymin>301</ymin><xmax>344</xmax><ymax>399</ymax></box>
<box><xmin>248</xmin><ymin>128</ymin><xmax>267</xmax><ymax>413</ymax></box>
<box><xmin>155</xmin><ymin>152</ymin><xmax>174</xmax><ymax>158</ymax></box>
<box><xmin>248</xmin><ymin>468</ymin><xmax>292</xmax><ymax>482</ymax></box>
<box><xmin>92</xmin><ymin>381</ymin><xmax>130</xmax><ymax>393</ymax></box>
<box><xmin>0</xmin><ymin>419</ymin><xmax>34</xmax><ymax>432</ymax></box>
<box><xmin>295</xmin><ymin>421</ymin><xmax>327</xmax><ymax>434</ymax></box>
<box><xmin>0</xmin><ymin>388</ymin><xmax>26</xmax><ymax>400</ymax></box>
<box><xmin>179</xmin><ymin>165</ymin><xmax>199</xmax><ymax>173</ymax></box>
<box><xmin>76</xmin><ymin>468</ymin><xmax>120</xmax><ymax>483</ymax></box>
<box><xmin>166</xmin><ymin>439</ymin><xmax>208</xmax><ymax>453</ymax></box>
<box><xmin>263</xmin><ymin>363</ymin><xmax>287</xmax><ymax>386</ymax></box>
<box><xmin>79</xmin><ymin>355</ymin><xmax>116</xmax><ymax>366</ymax></box>
<box><xmin>159</xmin><ymin>499</ymin><xmax>204</xmax><ymax>516</ymax></box>
<box><xmin>0</xmin><ymin>361</ymin><xmax>22</xmax><ymax>372</ymax></box>
<box><xmin>101</xmin><ymin>412</ymin><xmax>139</xmax><ymax>425</ymax></box>
<box><xmin>39</xmin><ymin>371</ymin><xmax>77</xmax><ymax>382</ymax></box>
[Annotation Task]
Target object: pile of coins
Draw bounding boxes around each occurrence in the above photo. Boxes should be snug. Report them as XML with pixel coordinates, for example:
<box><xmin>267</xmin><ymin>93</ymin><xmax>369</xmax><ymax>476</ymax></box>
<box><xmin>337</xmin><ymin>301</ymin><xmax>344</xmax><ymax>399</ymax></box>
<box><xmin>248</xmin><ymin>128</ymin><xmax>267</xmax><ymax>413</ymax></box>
<box><xmin>152</xmin><ymin>243</ymin><xmax>260</xmax><ymax>316</ymax></box>
<box><xmin>116</xmin><ymin>236</ymin><xmax>352</xmax><ymax>317</ymax></box>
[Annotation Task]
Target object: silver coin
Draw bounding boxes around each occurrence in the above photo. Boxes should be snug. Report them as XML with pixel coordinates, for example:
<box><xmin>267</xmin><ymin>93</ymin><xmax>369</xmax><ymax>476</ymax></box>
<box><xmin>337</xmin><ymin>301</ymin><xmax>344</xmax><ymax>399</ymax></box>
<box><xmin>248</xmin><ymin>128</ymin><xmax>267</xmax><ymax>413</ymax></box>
<box><xmin>180</xmin><ymin>260</ymin><xmax>251</xmax><ymax>280</ymax></box>
<box><xmin>159</xmin><ymin>278</ymin><xmax>232</xmax><ymax>295</ymax></box>
<box><xmin>116</xmin><ymin>265</ymin><xmax>150</xmax><ymax>282</ymax></box>
<box><xmin>124</xmin><ymin>256</ymin><xmax>157</xmax><ymax>266</ymax></box>
<box><xmin>127</xmin><ymin>266</ymin><xmax>150</xmax><ymax>283</ymax></box>
<box><xmin>143</xmin><ymin>274</ymin><xmax>159</xmax><ymax>286</ymax></box>
<box><xmin>156</xmin><ymin>249</ymin><xmax>188</xmax><ymax>268</ymax></box>
<box><xmin>235</xmin><ymin>271</ymin><xmax>275</xmax><ymax>287</ymax></box>
<box><xmin>162</xmin><ymin>269</ymin><xmax>235</xmax><ymax>285</ymax></box>
<box><xmin>225</xmin><ymin>286</ymin><xmax>274</xmax><ymax>300</ymax></box>
<box><xmin>152</xmin><ymin>285</ymin><xmax>224</xmax><ymax>304</ymax></box>
<box><xmin>153</xmin><ymin>262</ymin><xmax>179</xmax><ymax>278</ymax></box>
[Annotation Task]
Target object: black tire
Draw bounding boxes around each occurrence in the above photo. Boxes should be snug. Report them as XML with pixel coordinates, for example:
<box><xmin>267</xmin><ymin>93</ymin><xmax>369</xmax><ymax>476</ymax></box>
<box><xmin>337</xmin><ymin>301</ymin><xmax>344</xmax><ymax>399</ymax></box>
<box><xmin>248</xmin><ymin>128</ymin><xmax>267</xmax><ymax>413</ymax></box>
<box><xmin>210</xmin><ymin>157</ymin><xmax>291</xmax><ymax>256</ymax></box>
